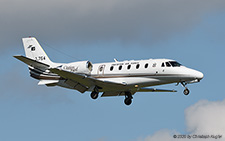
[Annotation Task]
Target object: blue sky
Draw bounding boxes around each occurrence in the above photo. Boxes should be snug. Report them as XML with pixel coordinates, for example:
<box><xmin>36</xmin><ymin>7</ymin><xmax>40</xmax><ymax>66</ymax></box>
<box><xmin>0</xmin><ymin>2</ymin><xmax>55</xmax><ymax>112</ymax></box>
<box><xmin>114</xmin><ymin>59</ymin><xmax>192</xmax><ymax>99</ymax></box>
<box><xmin>1</xmin><ymin>1</ymin><xmax>225</xmax><ymax>141</ymax></box>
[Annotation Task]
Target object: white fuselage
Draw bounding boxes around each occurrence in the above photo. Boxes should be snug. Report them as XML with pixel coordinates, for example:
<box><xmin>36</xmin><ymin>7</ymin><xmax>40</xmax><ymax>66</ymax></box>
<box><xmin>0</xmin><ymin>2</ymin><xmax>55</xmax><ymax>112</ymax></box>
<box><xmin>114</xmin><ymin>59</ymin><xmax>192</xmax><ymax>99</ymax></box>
<box><xmin>35</xmin><ymin>58</ymin><xmax>203</xmax><ymax>92</ymax></box>
<box><xmin>83</xmin><ymin>58</ymin><xmax>203</xmax><ymax>92</ymax></box>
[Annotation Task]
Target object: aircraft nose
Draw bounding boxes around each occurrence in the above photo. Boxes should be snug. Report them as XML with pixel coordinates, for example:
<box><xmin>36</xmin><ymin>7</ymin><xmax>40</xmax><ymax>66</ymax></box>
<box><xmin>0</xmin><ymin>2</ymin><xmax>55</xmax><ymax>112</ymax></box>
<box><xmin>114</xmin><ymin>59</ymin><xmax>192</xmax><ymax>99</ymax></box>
<box><xmin>194</xmin><ymin>70</ymin><xmax>204</xmax><ymax>80</ymax></box>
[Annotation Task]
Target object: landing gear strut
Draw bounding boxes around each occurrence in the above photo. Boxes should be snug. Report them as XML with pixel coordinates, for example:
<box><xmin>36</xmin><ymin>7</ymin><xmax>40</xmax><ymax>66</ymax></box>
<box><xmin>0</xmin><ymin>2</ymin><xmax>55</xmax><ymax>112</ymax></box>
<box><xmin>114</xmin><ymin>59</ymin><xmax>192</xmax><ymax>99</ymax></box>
<box><xmin>91</xmin><ymin>87</ymin><xmax>99</xmax><ymax>99</ymax></box>
<box><xmin>181</xmin><ymin>82</ymin><xmax>190</xmax><ymax>95</ymax></box>
<box><xmin>124</xmin><ymin>92</ymin><xmax>133</xmax><ymax>106</ymax></box>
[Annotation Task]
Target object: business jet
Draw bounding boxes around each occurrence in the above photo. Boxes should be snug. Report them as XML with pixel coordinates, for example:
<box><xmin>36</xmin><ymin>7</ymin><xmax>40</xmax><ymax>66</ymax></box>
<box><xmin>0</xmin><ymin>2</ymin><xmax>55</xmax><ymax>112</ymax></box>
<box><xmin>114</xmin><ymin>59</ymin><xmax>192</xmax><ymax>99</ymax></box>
<box><xmin>14</xmin><ymin>37</ymin><xmax>204</xmax><ymax>105</ymax></box>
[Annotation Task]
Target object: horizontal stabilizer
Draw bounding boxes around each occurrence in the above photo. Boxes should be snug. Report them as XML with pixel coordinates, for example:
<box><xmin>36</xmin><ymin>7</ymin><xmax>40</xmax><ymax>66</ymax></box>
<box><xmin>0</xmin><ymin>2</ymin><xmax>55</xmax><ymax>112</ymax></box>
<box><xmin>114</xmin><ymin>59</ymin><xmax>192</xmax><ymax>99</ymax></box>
<box><xmin>14</xmin><ymin>55</ymin><xmax>49</xmax><ymax>69</ymax></box>
<box><xmin>138</xmin><ymin>87</ymin><xmax>177</xmax><ymax>92</ymax></box>
<box><xmin>38</xmin><ymin>79</ymin><xmax>59</xmax><ymax>85</ymax></box>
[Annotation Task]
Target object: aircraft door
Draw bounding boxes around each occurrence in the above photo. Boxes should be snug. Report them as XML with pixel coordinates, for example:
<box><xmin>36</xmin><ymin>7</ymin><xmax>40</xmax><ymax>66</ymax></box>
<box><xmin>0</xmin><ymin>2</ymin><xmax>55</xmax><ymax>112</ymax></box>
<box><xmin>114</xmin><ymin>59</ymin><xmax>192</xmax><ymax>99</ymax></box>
<box><xmin>98</xmin><ymin>64</ymin><xmax>105</xmax><ymax>76</ymax></box>
<box><xmin>152</xmin><ymin>62</ymin><xmax>159</xmax><ymax>75</ymax></box>
<box><xmin>161</xmin><ymin>62</ymin><xmax>165</xmax><ymax>73</ymax></box>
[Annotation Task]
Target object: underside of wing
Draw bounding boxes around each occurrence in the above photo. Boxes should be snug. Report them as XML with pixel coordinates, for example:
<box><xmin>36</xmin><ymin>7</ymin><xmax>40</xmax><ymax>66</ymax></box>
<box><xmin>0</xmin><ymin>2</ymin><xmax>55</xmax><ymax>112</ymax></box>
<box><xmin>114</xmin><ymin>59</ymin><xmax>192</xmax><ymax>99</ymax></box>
<box><xmin>101</xmin><ymin>91</ymin><xmax>121</xmax><ymax>97</ymax></box>
<box><xmin>101</xmin><ymin>91</ymin><xmax>136</xmax><ymax>97</ymax></box>
<box><xmin>14</xmin><ymin>55</ymin><xmax>49</xmax><ymax>69</ymax></box>
<box><xmin>137</xmin><ymin>87</ymin><xmax>177</xmax><ymax>92</ymax></box>
<box><xmin>101</xmin><ymin>87</ymin><xmax>176</xmax><ymax>97</ymax></box>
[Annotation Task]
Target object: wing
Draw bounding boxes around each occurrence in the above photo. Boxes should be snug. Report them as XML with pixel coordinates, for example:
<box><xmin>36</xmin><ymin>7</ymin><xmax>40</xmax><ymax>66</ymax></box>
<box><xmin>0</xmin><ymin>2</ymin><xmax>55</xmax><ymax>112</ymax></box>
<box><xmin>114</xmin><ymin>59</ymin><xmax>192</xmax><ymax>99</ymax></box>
<box><xmin>137</xmin><ymin>87</ymin><xmax>177</xmax><ymax>92</ymax></box>
<box><xmin>49</xmin><ymin>68</ymin><xmax>126</xmax><ymax>91</ymax></box>
<box><xmin>50</xmin><ymin>68</ymin><xmax>176</xmax><ymax>95</ymax></box>
<box><xmin>14</xmin><ymin>55</ymin><xmax>49</xmax><ymax>69</ymax></box>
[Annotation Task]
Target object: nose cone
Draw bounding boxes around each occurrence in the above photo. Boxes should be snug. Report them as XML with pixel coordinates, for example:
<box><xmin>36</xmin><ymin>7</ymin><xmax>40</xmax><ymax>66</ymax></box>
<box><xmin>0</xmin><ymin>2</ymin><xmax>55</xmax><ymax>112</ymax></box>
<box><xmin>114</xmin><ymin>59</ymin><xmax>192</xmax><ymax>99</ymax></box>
<box><xmin>195</xmin><ymin>71</ymin><xmax>204</xmax><ymax>80</ymax></box>
<box><xmin>191</xmin><ymin>69</ymin><xmax>204</xmax><ymax>81</ymax></box>
<box><xmin>182</xmin><ymin>67</ymin><xmax>204</xmax><ymax>82</ymax></box>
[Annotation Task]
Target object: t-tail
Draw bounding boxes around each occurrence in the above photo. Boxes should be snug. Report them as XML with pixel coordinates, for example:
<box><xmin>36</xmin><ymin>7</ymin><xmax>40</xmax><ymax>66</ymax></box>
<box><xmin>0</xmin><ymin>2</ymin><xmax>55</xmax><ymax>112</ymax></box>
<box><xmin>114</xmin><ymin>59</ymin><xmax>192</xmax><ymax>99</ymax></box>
<box><xmin>14</xmin><ymin>37</ymin><xmax>60</xmax><ymax>86</ymax></box>
<box><xmin>22</xmin><ymin>37</ymin><xmax>53</xmax><ymax>66</ymax></box>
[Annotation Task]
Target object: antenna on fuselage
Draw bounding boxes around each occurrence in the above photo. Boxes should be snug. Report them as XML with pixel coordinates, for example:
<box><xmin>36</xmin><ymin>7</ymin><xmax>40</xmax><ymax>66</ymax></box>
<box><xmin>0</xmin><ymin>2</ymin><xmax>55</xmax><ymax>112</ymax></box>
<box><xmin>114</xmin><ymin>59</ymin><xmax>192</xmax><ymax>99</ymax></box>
<box><xmin>114</xmin><ymin>58</ymin><xmax>118</xmax><ymax>62</ymax></box>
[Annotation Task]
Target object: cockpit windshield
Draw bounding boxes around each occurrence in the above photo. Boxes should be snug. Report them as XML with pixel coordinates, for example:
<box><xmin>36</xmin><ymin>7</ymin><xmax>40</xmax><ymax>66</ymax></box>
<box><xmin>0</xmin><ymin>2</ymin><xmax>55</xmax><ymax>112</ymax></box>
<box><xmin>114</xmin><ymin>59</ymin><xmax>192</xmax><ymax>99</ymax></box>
<box><xmin>169</xmin><ymin>61</ymin><xmax>182</xmax><ymax>67</ymax></box>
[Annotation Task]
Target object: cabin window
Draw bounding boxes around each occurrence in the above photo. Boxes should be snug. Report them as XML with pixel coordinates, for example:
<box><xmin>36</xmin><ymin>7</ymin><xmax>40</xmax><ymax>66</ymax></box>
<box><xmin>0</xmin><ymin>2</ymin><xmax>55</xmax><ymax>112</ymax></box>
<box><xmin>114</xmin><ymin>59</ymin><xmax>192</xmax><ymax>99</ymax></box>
<box><xmin>127</xmin><ymin>65</ymin><xmax>131</xmax><ymax>70</ymax></box>
<box><xmin>136</xmin><ymin>64</ymin><xmax>140</xmax><ymax>69</ymax></box>
<box><xmin>161</xmin><ymin>63</ymin><xmax>165</xmax><ymax>67</ymax></box>
<box><xmin>110</xmin><ymin>66</ymin><xmax>114</xmax><ymax>71</ymax></box>
<box><xmin>166</xmin><ymin>62</ymin><xmax>171</xmax><ymax>67</ymax></box>
<box><xmin>119</xmin><ymin>65</ymin><xmax>122</xmax><ymax>70</ymax></box>
<box><xmin>145</xmin><ymin>63</ymin><xmax>148</xmax><ymax>68</ymax></box>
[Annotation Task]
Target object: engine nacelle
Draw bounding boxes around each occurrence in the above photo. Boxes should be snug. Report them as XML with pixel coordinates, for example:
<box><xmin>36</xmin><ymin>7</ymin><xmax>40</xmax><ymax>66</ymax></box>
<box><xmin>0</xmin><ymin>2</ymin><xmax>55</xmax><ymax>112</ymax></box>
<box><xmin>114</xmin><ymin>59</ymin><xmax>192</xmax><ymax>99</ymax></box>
<box><xmin>61</xmin><ymin>61</ymin><xmax>93</xmax><ymax>74</ymax></box>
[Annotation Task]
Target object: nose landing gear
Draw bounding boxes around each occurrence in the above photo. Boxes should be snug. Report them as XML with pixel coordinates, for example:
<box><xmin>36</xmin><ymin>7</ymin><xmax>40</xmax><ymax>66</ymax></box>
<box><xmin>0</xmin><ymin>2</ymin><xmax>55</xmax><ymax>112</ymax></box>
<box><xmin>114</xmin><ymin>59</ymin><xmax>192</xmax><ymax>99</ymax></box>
<box><xmin>181</xmin><ymin>82</ymin><xmax>190</xmax><ymax>95</ymax></box>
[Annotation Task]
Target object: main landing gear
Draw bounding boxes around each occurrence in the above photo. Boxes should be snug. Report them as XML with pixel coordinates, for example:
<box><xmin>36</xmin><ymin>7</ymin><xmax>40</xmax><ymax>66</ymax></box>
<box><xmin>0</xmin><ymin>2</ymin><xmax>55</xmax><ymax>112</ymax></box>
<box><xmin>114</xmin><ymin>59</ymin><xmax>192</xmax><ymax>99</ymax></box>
<box><xmin>90</xmin><ymin>87</ymin><xmax>99</xmax><ymax>99</ymax></box>
<box><xmin>181</xmin><ymin>82</ymin><xmax>190</xmax><ymax>95</ymax></box>
<box><xmin>124</xmin><ymin>91</ymin><xmax>133</xmax><ymax>106</ymax></box>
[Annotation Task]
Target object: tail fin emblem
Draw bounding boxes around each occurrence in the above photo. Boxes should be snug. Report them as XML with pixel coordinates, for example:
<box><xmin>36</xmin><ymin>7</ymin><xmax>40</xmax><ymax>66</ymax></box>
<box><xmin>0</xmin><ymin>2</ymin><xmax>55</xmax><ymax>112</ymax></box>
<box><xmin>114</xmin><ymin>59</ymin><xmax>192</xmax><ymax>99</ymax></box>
<box><xmin>27</xmin><ymin>45</ymin><xmax>35</xmax><ymax>51</ymax></box>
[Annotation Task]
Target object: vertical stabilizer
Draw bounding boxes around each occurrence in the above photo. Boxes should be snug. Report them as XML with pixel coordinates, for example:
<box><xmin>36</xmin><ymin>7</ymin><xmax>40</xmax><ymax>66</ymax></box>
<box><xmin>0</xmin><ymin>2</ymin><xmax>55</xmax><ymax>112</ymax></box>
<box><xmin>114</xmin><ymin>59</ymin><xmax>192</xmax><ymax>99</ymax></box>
<box><xmin>22</xmin><ymin>37</ymin><xmax>53</xmax><ymax>66</ymax></box>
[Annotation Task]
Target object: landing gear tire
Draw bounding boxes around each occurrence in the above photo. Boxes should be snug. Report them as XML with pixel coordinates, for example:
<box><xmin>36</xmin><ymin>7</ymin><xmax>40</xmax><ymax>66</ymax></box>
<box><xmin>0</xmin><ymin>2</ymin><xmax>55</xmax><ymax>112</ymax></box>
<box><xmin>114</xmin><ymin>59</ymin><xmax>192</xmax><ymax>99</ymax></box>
<box><xmin>124</xmin><ymin>98</ymin><xmax>132</xmax><ymax>106</ymax></box>
<box><xmin>183</xmin><ymin>88</ymin><xmax>190</xmax><ymax>95</ymax></box>
<box><xmin>124</xmin><ymin>91</ymin><xmax>133</xmax><ymax>106</ymax></box>
<box><xmin>91</xmin><ymin>91</ymin><xmax>99</xmax><ymax>99</ymax></box>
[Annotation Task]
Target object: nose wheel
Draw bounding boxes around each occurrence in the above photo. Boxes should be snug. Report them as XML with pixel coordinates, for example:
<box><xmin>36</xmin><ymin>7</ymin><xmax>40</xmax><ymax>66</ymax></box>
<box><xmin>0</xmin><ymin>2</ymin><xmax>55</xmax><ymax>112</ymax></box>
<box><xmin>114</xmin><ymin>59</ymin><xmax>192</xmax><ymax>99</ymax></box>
<box><xmin>183</xmin><ymin>88</ymin><xmax>190</xmax><ymax>95</ymax></box>
<box><xmin>181</xmin><ymin>82</ymin><xmax>190</xmax><ymax>96</ymax></box>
